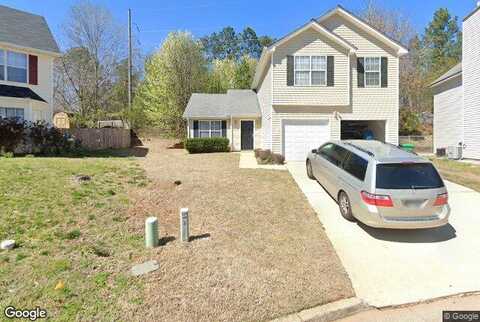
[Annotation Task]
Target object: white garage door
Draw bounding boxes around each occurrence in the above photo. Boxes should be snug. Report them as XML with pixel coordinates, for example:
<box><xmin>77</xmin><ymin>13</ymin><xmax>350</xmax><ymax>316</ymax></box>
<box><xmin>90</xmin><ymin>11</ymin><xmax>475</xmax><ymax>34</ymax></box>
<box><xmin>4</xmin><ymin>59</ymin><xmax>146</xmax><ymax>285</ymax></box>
<box><xmin>283</xmin><ymin>119</ymin><xmax>330</xmax><ymax>161</ymax></box>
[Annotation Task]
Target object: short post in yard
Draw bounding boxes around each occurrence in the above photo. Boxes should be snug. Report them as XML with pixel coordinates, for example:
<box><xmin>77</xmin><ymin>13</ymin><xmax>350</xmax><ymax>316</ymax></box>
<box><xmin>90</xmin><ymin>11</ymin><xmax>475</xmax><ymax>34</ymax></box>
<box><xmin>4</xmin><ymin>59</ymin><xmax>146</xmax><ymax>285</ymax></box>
<box><xmin>180</xmin><ymin>208</ymin><xmax>189</xmax><ymax>242</ymax></box>
<box><xmin>145</xmin><ymin>217</ymin><xmax>159</xmax><ymax>248</ymax></box>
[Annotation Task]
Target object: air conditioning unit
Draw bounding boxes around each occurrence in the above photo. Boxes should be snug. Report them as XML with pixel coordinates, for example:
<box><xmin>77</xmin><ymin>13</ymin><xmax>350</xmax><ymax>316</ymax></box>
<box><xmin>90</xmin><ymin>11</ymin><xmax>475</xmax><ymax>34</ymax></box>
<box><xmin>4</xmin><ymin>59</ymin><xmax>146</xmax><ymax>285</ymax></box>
<box><xmin>447</xmin><ymin>145</ymin><xmax>462</xmax><ymax>160</ymax></box>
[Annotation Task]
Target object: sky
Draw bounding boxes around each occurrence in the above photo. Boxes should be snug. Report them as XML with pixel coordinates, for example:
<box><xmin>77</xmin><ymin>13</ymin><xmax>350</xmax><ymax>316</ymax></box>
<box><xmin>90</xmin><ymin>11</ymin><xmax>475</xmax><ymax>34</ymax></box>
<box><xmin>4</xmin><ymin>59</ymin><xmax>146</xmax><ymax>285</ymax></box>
<box><xmin>1</xmin><ymin>0</ymin><xmax>477</xmax><ymax>55</ymax></box>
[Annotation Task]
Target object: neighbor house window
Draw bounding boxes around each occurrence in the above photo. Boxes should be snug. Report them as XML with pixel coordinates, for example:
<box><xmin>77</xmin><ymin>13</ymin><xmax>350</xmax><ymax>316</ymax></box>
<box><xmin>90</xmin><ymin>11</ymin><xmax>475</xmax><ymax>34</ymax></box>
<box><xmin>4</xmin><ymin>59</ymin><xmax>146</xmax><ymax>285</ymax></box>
<box><xmin>7</xmin><ymin>51</ymin><xmax>27</xmax><ymax>83</ymax></box>
<box><xmin>0</xmin><ymin>107</ymin><xmax>25</xmax><ymax>121</ymax></box>
<box><xmin>0</xmin><ymin>50</ymin><xmax>4</xmax><ymax>81</ymax></box>
<box><xmin>364</xmin><ymin>57</ymin><xmax>380</xmax><ymax>87</ymax></box>
<box><xmin>198</xmin><ymin>120</ymin><xmax>222</xmax><ymax>138</ymax></box>
<box><xmin>294</xmin><ymin>56</ymin><xmax>326</xmax><ymax>86</ymax></box>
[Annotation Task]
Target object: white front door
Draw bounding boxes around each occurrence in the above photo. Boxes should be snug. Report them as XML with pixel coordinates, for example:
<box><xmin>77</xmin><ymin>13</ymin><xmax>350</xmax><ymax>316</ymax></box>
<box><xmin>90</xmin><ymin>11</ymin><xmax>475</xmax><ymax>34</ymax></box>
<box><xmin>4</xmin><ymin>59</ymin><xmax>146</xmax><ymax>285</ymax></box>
<box><xmin>283</xmin><ymin>119</ymin><xmax>330</xmax><ymax>161</ymax></box>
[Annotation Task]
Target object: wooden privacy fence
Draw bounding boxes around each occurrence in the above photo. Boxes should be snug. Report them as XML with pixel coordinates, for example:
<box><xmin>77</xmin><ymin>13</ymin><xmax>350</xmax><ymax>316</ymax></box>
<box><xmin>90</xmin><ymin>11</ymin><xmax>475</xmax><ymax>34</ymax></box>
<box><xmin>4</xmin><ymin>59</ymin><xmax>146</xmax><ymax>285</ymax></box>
<box><xmin>64</xmin><ymin>128</ymin><xmax>131</xmax><ymax>150</ymax></box>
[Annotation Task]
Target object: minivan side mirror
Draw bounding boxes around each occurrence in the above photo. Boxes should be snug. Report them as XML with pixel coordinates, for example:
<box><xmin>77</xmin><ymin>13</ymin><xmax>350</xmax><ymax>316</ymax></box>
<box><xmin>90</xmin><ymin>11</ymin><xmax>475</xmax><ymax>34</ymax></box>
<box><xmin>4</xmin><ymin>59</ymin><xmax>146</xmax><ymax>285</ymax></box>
<box><xmin>311</xmin><ymin>149</ymin><xmax>318</xmax><ymax>154</ymax></box>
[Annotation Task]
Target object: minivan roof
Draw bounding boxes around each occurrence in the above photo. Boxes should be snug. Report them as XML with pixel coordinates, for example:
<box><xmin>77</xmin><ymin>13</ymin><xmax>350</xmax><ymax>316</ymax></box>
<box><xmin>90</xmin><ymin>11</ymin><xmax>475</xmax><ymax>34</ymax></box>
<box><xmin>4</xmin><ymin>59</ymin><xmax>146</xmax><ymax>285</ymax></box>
<box><xmin>333</xmin><ymin>140</ymin><xmax>426</xmax><ymax>163</ymax></box>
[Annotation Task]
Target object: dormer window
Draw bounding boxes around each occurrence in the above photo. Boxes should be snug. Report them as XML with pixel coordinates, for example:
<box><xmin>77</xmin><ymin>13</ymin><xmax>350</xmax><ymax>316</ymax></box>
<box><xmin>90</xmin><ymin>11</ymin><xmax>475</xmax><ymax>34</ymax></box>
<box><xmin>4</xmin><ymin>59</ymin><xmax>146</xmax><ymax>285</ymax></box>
<box><xmin>294</xmin><ymin>56</ymin><xmax>327</xmax><ymax>86</ymax></box>
<box><xmin>7</xmin><ymin>51</ymin><xmax>27</xmax><ymax>83</ymax></box>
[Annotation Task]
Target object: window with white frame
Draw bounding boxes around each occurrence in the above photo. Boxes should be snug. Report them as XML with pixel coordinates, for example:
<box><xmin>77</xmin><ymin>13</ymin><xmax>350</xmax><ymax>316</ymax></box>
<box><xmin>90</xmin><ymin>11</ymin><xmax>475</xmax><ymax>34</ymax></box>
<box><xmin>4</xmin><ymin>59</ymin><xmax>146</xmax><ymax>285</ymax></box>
<box><xmin>364</xmin><ymin>57</ymin><xmax>380</xmax><ymax>87</ymax></box>
<box><xmin>0</xmin><ymin>50</ymin><xmax>4</xmax><ymax>81</ymax></box>
<box><xmin>294</xmin><ymin>56</ymin><xmax>327</xmax><ymax>86</ymax></box>
<box><xmin>7</xmin><ymin>51</ymin><xmax>27</xmax><ymax>83</ymax></box>
<box><xmin>0</xmin><ymin>107</ymin><xmax>25</xmax><ymax>121</ymax></box>
<box><xmin>198</xmin><ymin>120</ymin><xmax>222</xmax><ymax>138</ymax></box>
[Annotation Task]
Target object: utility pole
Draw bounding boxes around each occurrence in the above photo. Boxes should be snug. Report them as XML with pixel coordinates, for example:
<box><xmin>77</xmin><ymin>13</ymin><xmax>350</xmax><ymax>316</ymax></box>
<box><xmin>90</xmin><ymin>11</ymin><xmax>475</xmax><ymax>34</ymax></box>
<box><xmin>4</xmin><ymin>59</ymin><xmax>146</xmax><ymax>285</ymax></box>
<box><xmin>127</xmin><ymin>8</ymin><xmax>132</xmax><ymax>110</ymax></box>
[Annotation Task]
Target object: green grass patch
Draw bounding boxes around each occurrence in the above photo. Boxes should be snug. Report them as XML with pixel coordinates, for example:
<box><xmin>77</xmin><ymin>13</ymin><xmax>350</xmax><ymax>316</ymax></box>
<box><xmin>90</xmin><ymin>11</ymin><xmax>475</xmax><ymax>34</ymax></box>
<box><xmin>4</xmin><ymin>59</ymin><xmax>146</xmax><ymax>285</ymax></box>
<box><xmin>0</xmin><ymin>157</ymin><xmax>147</xmax><ymax>320</ymax></box>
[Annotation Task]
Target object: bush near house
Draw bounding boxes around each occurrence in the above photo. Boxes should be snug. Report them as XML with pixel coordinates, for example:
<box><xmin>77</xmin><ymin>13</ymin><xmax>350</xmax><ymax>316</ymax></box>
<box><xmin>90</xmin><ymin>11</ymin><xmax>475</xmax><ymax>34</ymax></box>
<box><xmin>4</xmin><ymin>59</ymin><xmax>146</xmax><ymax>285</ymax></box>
<box><xmin>185</xmin><ymin>137</ymin><xmax>230</xmax><ymax>153</ymax></box>
<box><xmin>0</xmin><ymin>119</ymin><xmax>81</xmax><ymax>156</ymax></box>
<box><xmin>254</xmin><ymin>148</ymin><xmax>285</xmax><ymax>165</ymax></box>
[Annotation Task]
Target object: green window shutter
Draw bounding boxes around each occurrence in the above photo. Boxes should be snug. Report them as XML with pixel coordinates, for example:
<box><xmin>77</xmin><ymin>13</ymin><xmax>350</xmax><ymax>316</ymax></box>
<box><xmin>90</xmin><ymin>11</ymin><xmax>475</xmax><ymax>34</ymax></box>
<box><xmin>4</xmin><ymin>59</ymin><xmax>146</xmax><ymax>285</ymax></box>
<box><xmin>357</xmin><ymin>58</ymin><xmax>365</xmax><ymax>88</ymax></box>
<box><xmin>221</xmin><ymin>120</ymin><xmax>227</xmax><ymax>137</ymax></box>
<box><xmin>327</xmin><ymin>56</ymin><xmax>334</xmax><ymax>87</ymax></box>
<box><xmin>287</xmin><ymin>56</ymin><xmax>294</xmax><ymax>86</ymax></box>
<box><xmin>381</xmin><ymin>57</ymin><xmax>388</xmax><ymax>88</ymax></box>
<box><xmin>193</xmin><ymin>120</ymin><xmax>199</xmax><ymax>138</ymax></box>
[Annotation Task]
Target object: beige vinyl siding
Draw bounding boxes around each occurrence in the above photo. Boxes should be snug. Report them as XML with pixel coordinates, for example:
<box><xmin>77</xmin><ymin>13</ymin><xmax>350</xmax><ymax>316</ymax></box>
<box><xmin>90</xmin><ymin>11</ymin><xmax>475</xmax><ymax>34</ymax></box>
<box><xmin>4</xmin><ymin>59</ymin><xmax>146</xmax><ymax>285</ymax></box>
<box><xmin>463</xmin><ymin>9</ymin><xmax>480</xmax><ymax>159</ymax></box>
<box><xmin>0</xmin><ymin>45</ymin><xmax>54</xmax><ymax>123</ymax></box>
<box><xmin>432</xmin><ymin>76</ymin><xmax>463</xmax><ymax>152</ymax></box>
<box><xmin>256</xmin><ymin>57</ymin><xmax>272</xmax><ymax>149</ymax></box>
<box><xmin>272</xmin><ymin>27</ymin><xmax>350</xmax><ymax>106</ymax></box>
<box><xmin>322</xmin><ymin>14</ymin><xmax>400</xmax><ymax>144</ymax></box>
<box><xmin>271</xmin><ymin>106</ymin><xmax>340</xmax><ymax>154</ymax></box>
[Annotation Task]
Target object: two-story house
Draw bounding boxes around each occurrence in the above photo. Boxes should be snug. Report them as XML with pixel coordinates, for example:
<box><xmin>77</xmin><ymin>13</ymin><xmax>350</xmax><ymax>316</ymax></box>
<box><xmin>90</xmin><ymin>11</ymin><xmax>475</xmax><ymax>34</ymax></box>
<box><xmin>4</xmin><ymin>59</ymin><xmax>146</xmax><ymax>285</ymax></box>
<box><xmin>431</xmin><ymin>3</ymin><xmax>480</xmax><ymax>160</ymax></box>
<box><xmin>184</xmin><ymin>6</ymin><xmax>408</xmax><ymax>161</ymax></box>
<box><xmin>0</xmin><ymin>5</ymin><xmax>60</xmax><ymax>124</ymax></box>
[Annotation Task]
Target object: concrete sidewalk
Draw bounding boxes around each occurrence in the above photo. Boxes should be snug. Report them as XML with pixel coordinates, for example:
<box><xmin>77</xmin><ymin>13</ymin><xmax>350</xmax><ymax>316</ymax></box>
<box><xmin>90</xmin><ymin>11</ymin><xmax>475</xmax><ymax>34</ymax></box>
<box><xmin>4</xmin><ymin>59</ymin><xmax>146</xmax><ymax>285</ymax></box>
<box><xmin>287</xmin><ymin>161</ymin><xmax>480</xmax><ymax>307</ymax></box>
<box><xmin>336</xmin><ymin>293</ymin><xmax>480</xmax><ymax>322</ymax></box>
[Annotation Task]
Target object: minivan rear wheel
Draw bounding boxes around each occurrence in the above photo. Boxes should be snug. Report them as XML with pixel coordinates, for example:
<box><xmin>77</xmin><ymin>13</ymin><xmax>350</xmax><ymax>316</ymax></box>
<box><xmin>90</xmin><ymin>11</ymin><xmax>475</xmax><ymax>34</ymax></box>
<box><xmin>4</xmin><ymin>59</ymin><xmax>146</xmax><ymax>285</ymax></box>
<box><xmin>338</xmin><ymin>191</ymin><xmax>356</xmax><ymax>222</ymax></box>
<box><xmin>306</xmin><ymin>160</ymin><xmax>315</xmax><ymax>179</ymax></box>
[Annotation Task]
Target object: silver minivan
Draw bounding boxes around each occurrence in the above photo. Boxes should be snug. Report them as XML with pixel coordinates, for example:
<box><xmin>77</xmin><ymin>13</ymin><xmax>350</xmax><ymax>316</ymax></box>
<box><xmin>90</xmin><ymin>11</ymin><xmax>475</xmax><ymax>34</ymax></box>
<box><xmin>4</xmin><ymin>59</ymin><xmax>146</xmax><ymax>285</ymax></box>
<box><xmin>306</xmin><ymin>140</ymin><xmax>450</xmax><ymax>229</ymax></box>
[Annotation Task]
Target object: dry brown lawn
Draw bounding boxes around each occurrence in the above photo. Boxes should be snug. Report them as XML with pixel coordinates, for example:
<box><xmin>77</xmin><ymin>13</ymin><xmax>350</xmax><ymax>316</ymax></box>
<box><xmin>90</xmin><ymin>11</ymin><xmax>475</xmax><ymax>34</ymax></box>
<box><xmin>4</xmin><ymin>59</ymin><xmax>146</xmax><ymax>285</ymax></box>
<box><xmin>431</xmin><ymin>158</ymin><xmax>480</xmax><ymax>192</ymax></box>
<box><xmin>127</xmin><ymin>138</ymin><xmax>353</xmax><ymax>322</ymax></box>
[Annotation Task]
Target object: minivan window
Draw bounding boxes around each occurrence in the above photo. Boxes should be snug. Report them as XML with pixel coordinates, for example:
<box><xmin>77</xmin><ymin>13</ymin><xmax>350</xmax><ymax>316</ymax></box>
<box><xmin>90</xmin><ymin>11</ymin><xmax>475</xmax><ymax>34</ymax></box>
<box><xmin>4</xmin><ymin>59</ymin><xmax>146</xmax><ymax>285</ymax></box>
<box><xmin>342</xmin><ymin>152</ymin><xmax>368</xmax><ymax>181</ymax></box>
<box><xmin>376</xmin><ymin>163</ymin><xmax>444</xmax><ymax>189</ymax></box>
<box><xmin>319</xmin><ymin>144</ymin><xmax>349</xmax><ymax>166</ymax></box>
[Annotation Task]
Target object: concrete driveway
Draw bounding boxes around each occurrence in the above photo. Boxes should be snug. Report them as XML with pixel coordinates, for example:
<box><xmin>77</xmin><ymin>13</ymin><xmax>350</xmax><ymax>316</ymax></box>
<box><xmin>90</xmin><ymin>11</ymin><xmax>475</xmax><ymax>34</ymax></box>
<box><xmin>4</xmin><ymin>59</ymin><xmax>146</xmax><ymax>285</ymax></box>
<box><xmin>287</xmin><ymin>161</ymin><xmax>480</xmax><ymax>307</ymax></box>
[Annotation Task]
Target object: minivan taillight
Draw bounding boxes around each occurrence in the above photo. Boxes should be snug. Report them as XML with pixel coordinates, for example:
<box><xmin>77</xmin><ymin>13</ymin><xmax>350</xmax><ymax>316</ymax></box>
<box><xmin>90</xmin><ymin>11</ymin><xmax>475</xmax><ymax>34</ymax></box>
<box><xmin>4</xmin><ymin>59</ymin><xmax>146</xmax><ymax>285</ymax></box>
<box><xmin>433</xmin><ymin>192</ymin><xmax>448</xmax><ymax>206</ymax></box>
<box><xmin>361</xmin><ymin>191</ymin><xmax>393</xmax><ymax>207</ymax></box>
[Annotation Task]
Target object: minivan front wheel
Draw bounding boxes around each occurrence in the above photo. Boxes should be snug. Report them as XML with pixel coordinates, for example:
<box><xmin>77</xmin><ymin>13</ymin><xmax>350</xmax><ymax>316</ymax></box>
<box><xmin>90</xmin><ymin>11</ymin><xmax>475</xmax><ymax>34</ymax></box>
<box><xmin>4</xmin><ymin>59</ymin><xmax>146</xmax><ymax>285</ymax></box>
<box><xmin>338</xmin><ymin>191</ymin><xmax>356</xmax><ymax>222</ymax></box>
<box><xmin>306</xmin><ymin>160</ymin><xmax>315</xmax><ymax>179</ymax></box>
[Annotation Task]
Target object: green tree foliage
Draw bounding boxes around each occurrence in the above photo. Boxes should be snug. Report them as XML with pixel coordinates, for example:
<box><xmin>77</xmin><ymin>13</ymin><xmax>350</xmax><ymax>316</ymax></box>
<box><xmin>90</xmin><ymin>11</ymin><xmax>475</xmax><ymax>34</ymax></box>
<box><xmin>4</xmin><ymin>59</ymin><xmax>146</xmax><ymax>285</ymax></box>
<box><xmin>422</xmin><ymin>8</ymin><xmax>462</xmax><ymax>76</ymax></box>
<box><xmin>233</xmin><ymin>56</ymin><xmax>257</xmax><ymax>89</ymax></box>
<box><xmin>134</xmin><ymin>32</ymin><xmax>207</xmax><ymax>137</ymax></box>
<box><xmin>201</xmin><ymin>27</ymin><xmax>274</xmax><ymax>60</ymax></box>
<box><xmin>399</xmin><ymin>108</ymin><xmax>421</xmax><ymax>135</ymax></box>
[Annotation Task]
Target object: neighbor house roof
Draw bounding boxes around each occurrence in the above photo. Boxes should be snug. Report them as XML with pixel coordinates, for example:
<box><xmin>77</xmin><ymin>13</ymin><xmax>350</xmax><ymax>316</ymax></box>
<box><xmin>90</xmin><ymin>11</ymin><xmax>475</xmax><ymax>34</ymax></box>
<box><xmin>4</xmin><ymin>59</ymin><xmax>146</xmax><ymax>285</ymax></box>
<box><xmin>252</xmin><ymin>5</ymin><xmax>409</xmax><ymax>89</ymax></box>
<box><xmin>430</xmin><ymin>63</ymin><xmax>462</xmax><ymax>88</ymax></box>
<box><xmin>0</xmin><ymin>84</ymin><xmax>46</xmax><ymax>102</ymax></box>
<box><xmin>183</xmin><ymin>89</ymin><xmax>261</xmax><ymax>119</ymax></box>
<box><xmin>0</xmin><ymin>5</ymin><xmax>60</xmax><ymax>55</ymax></box>
<box><xmin>464</xmin><ymin>4</ymin><xmax>480</xmax><ymax>21</ymax></box>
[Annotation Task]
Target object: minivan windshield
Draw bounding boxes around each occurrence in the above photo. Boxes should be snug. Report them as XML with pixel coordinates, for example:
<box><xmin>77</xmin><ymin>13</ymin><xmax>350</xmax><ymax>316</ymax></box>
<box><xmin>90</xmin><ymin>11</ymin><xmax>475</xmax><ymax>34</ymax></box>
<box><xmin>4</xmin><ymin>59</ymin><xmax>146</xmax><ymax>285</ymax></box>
<box><xmin>376</xmin><ymin>163</ymin><xmax>444</xmax><ymax>189</ymax></box>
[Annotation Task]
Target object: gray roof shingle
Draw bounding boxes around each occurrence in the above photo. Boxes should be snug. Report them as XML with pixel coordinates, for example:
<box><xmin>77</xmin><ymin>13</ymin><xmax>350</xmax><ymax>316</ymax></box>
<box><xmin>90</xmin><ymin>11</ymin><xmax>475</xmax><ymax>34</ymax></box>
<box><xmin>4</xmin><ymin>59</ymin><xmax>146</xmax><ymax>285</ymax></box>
<box><xmin>430</xmin><ymin>63</ymin><xmax>462</xmax><ymax>87</ymax></box>
<box><xmin>183</xmin><ymin>90</ymin><xmax>261</xmax><ymax>118</ymax></box>
<box><xmin>0</xmin><ymin>5</ymin><xmax>60</xmax><ymax>54</ymax></box>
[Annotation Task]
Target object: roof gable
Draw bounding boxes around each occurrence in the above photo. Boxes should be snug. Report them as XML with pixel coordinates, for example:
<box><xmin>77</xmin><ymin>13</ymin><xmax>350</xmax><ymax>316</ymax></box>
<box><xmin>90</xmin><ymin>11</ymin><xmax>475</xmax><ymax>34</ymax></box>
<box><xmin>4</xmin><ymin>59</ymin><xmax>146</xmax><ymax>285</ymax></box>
<box><xmin>0</xmin><ymin>5</ymin><xmax>60</xmax><ymax>55</ymax></box>
<box><xmin>270</xmin><ymin>20</ymin><xmax>357</xmax><ymax>53</ymax></box>
<box><xmin>316</xmin><ymin>6</ymin><xmax>408</xmax><ymax>56</ymax></box>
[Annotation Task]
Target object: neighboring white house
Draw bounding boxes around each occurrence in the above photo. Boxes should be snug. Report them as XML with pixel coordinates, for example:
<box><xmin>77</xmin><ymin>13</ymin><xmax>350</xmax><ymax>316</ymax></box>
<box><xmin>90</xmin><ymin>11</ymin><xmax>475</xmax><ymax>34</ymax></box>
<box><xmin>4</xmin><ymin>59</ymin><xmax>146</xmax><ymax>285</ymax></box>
<box><xmin>184</xmin><ymin>5</ymin><xmax>408</xmax><ymax>161</ymax></box>
<box><xmin>0</xmin><ymin>5</ymin><xmax>60</xmax><ymax>124</ymax></box>
<box><xmin>431</xmin><ymin>4</ymin><xmax>480</xmax><ymax>159</ymax></box>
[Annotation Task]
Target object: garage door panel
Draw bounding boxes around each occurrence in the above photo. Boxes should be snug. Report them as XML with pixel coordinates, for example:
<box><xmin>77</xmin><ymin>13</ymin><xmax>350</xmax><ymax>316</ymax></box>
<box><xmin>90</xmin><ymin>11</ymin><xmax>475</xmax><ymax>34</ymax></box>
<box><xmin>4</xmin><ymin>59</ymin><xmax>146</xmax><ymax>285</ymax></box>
<box><xmin>283</xmin><ymin>119</ymin><xmax>330</xmax><ymax>161</ymax></box>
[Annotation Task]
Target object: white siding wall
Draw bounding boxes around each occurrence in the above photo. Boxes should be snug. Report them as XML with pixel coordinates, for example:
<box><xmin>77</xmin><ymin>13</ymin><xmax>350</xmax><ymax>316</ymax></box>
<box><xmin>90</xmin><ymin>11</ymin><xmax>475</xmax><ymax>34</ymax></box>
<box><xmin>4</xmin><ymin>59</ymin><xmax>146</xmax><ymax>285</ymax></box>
<box><xmin>432</xmin><ymin>76</ymin><xmax>464</xmax><ymax>151</ymax></box>
<box><xmin>187</xmin><ymin>118</ymin><xmax>261</xmax><ymax>151</ymax></box>
<box><xmin>256</xmin><ymin>57</ymin><xmax>272</xmax><ymax>150</ymax></box>
<box><xmin>0</xmin><ymin>45</ymin><xmax>55</xmax><ymax>123</ymax></box>
<box><xmin>323</xmin><ymin>15</ymin><xmax>400</xmax><ymax>145</ymax></box>
<box><xmin>272</xmin><ymin>27</ymin><xmax>350</xmax><ymax>106</ymax></box>
<box><xmin>463</xmin><ymin>8</ymin><xmax>480</xmax><ymax>159</ymax></box>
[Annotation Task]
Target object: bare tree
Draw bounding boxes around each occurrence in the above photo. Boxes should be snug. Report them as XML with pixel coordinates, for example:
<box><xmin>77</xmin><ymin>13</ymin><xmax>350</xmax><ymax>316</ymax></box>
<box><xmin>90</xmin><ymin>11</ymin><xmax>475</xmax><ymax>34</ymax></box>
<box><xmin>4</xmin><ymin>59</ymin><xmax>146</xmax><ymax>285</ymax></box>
<box><xmin>55</xmin><ymin>0</ymin><xmax>126</xmax><ymax>126</ymax></box>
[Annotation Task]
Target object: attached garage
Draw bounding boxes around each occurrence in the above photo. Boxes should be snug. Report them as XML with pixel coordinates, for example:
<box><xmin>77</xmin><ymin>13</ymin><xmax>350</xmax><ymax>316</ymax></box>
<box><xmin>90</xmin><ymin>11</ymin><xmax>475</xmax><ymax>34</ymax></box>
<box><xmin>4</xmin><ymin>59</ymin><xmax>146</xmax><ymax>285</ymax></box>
<box><xmin>282</xmin><ymin>119</ymin><xmax>330</xmax><ymax>161</ymax></box>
